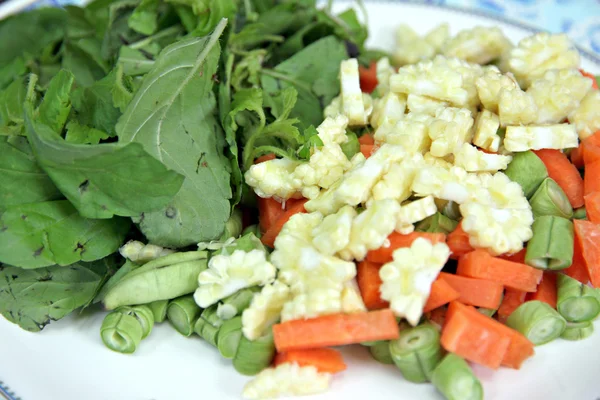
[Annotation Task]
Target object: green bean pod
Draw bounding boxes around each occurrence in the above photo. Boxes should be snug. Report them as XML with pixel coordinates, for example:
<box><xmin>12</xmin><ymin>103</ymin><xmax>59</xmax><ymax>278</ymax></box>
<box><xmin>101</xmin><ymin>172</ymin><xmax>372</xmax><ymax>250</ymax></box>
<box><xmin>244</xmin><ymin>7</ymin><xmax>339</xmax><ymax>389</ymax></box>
<box><xmin>341</xmin><ymin>130</ymin><xmax>360</xmax><ymax>159</ymax></box>
<box><xmin>477</xmin><ymin>307</ymin><xmax>497</xmax><ymax>318</ymax></box>
<box><xmin>529</xmin><ymin>178</ymin><xmax>573</xmax><ymax>219</ymax></box>
<box><xmin>504</xmin><ymin>150</ymin><xmax>548</xmax><ymax>199</ymax></box>
<box><xmin>561</xmin><ymin>321</ymin><xmax>594</xmax><ymax>341</ymax></box>
<box><xmin>217</xmin><ymin>317</ymin><xmax>243</xmax><ymax>359</ymax></box>
<box><xmin>103</xmin><ymin>251</ymin><xmax>208</xmax><ymax>310</ymax></box>
<box><xmin>219</xmin><ymin>209</ymin><xmax>243</xmax><ymax>240</ymax></box>
<box><xmin>242</xmin><ymin>224</ymin><xmax>262</xmax><ymax>238</ymax></box>
<box><xmin>194</xmin><ymin>317</ymin><xmax>220</xmax><ymax>347</ymax></box>
<box><xmin>506</xmin><ymin>300</ymin><xmax>566</xmax><ymax>345</ymax></box>
<box><xmin>572</xmin><ymin>207</ymin><xmax>587</xmax><ymax>220</ymax></box>
<box><xmin>557</xmin><ymin>274</ymin><xmax>600</xmax><ymax>322</ymax></box>
<box><xmin>431</xmin><ymin>353</ymin><xmax>483</xmax><ymax>400</ymax></box>
<box><xmin>440</xmin><ymin>201</ymin><xmax>461</xmax><ymax>221</ymax></box>
<box><xmin>217</xmin><ymin>232</ymin><xmax>265</xmax><ymax>255</ymax></box>
<box><xmin>167</xmin><ymin>295</ymin><xmax>202</xmax><ymax>337</ymax></box>
<box><xmin>100</xmin><ymin>305</ymin><xmax>155</xmax><ymax>354</ymax></box>
<box><xmin>148</xmin><ymin>299</ymin><xmax>169</xmax><ymax>323</ymax></box>
<box><xmin>389</xmin><ymin>323</ymin><xmax>443</xmax><ymax>383</ymax></box>
<box><xmin>233</xmin><ymin>329</ymin><xmax>276</xmax><ymax>376</ymax></box>
<box><xmin>525</xmin><ymin>216</ymin><xmax>574</xmax><ymax>270</ymax></box>
<box><xmin>368</xmin><ymin>341</ymin><xmax>394</xmax><ymax>365</ymax></box>
<box><xmin>416</xmin><ymin>212</ymin><xmax>458</xmax><ymax>234</ymax></box>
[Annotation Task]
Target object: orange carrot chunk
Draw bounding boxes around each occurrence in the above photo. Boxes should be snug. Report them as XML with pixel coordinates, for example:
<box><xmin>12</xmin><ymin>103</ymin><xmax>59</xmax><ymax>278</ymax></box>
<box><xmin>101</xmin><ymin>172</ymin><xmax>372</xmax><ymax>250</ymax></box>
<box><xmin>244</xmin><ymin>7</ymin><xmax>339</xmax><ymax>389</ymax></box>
<box><xmin>423</xmin><ymin>277</ymin><xmax>461</xmax><ymax>313</ymax></box>
<box><xmin>584</xmin><ymin>160</ymin><xmax>600</xmax><ymax>196</ymax></box>
<box><xmin>254</xmin><ymin>153</ymin><xmax>277</xmax><ymax>164</ymax></box>
<box><xmin>527</xmin><ymin>272</ymin><xmax>558</xmax><ymax>309</ymax></box>
<box><xmin>438</xmin><ymin>272</ymin><xmax>504</xmax><ymax>309</ymax></box>
<box><xmin>583</xmin><ymin>131</ymin><xmax>600</xmax><ymax>165</ymax></box>
<box><xmin>446</xmin><ymin>222</ymin><xmax>474</xmax><ymax>260</ymax></box>
<box><xmin>359</xmin><ymin>61</ymin><xmax>378</xmax><ymax>93</ymax></box>
<box><xmin>357</xmin><ymin>260</ymin><xmax>389</xmax><ymax>310</ymax></box>
<box><xmin>497</xmin><ymin>289</ymin><xmax>527</xmax><ymax>323</ymax></box>
<box><xmin>457</xmin><ymin>250</ymin><xmax>543</xmax><ymax>292</ymax></box>
<box><xmin>534</xmin><ymin>149</ymin><xmax>585</xmax><ymax>208</ymax></box>
<box><xmin>257</xmin><ymin>197</ymin><xmax>284</xmax><ymax>233</ymax></box>
<box><xmin>261</xmin><ymin>199</ymin><xmax>308</xmax><ymax>248</ymax></box>
<box><xmin>360</xmin><ymin>144</ymin><xmax>375</xmax><ymax>158</ymax></box>
<box><xmin>427</xmin><ymin>306</ymin><xmax>447</xmax><ymax>330</ymax></box>
<box><xmin>274</xmin><ymin>348</ymin><xmax>347</xmax><ymax>373</ymax></box>
<box><xmin>358</xmin><ymin>134</ymin><xmax>375</xmax><ymax>145</ymax></box>
<box><xmin>571</xmin><ymin>145</ymin><xmax>585</xmax><ymax>169</ymax></box>
<box><xmin>574</xmin><ymin>219</ymin><xmax>600</xmax><ymax>288</ymax></box>
<box><xmin>585</xmin><ymin>192</ymin><xmax>600</xmax><ymax>223</ymax></box>
<box><xmin>499</xmin><ymin>248</ymin><xmax>527</xmax><ymax>264</ymax></box>
<box><xmin>366</xmin><ymin>232</ymin><xmax>446</xmax><ymax>263</ymax></box>
<box><xmin>273</xmin><ymin>309</ymin><xmax>400</xmax><ymax>352</ymax></box>
<box><xmin>564</xmin><ymin>235</ymin><xmax>591</xmax><ymax>284</ymax></box>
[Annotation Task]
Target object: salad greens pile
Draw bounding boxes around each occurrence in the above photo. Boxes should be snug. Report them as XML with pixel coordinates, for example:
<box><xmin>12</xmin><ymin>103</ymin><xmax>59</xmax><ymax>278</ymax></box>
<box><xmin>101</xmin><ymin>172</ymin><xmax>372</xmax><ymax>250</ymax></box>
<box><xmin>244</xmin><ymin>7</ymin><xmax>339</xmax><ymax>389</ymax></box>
<box><xmin>0</xmin><ymin>0</ymin><xmax>375</xmax><ymax>332</ymax></box>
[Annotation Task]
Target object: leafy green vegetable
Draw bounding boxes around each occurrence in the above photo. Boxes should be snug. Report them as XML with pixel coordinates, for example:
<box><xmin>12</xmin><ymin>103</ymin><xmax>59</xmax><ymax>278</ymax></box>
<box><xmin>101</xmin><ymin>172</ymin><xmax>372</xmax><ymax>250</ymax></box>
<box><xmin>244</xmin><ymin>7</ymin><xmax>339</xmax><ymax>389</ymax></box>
<box><xmin>0</xmin><ymin>258</ymin><xmax>113</xmax><ymax>331</ymax></box>
<box><xmin>38</xmin><ymin>70</ymin><xmax>75</xmax><ymax>133</ymax></box>
<box><xmin>0</xmin><ymin>77</ymin><xmax>27</xmax><ymax>135</ymax></box>
<box><xmin>128</xmin><ymin>0</ymin><xmax>160</xmax><ymax>35</ymax></box>
<box><xmin>117</xmin><ymin>20</ymin><xmax>231</xmax><ymax>247</ymax></box>
<box><xmin>65</xmin><ymin>121</ymin><xmax>110</xmax><ymax>144</ymax></box>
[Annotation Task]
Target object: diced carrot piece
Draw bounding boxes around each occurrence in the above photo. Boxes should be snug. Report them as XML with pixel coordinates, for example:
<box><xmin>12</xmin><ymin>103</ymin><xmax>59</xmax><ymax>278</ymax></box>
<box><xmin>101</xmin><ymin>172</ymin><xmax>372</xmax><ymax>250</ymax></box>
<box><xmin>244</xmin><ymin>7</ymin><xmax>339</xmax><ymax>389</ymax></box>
<box><xmin>579</xmin><ymin>69</ymin><xmax>599</xmax><ymax>90</ymax></box>
<box><xmin>571</xmin><ymin>146</ymin><xmax>585</xmax><ymax>169</ymax></box>
<box><xmin>497</xmin><ymin>289</ymin><xmax>527</xmax><ymax>323</ymax></box>
<box><xmin>438</xmin><ymin>272</ymin><xmax>504</xmax><ymax>309</ymax></box>
<box><xmin>527</xmin><ymin>272</ymin><xmax>558</xmax><ymax>309</ymax></box>
<box><xmin>447</xmin><ymin>222</ymin><xmax>474</xmax><ymax>260</ymax></box>
<box><xmin>583</xmin><ymin>142</ymin><xmax>600</xmax><ymax>165</ymax></box>
<box><xmin>257</xmin><ymin>197</ymin><xmax>284</xmax><ymax>233</ymax></box>
<box><xmin>427</xmin><ymin>306</ymin><xmax>447</xmax><ymax>330</ymax></box>
<box><xmin>273</xmin><ymin>309</ymin><xmax>400</xmax><ymax>352</ymax></box>
<box><xmin>261</xmin><ymin>199</ymin><xmax>308</xmax><ymax>248</ymax></box>
<box><xmin>457</xmin><ymin>250</ymin><xmax>543</xmax><ymax>292</ymax></box>
<box><xmin>357</xmin><ymin>260</ymin><xmax>389</xmax><ymax>310</ymax></box>
<box><xmin>574</xmin><ymin>219</ymin><xmax>600</xmax><ymax>288</ymax></box>
<box><xmin>423</xmin><ymin>277</ymin><xmax>460</xmax><ymax>313</ymax></box>
<box><xmin>366</xmin><ymin>232</ymin><xmax>447</xmax><ymax>263</ymax></box>
<box><xmin>359</xmin><ymin>61</ymin><xmax>378</xmax><ymax>94</ymax></box>
<box><xmin>586</xmin><ymin>192</ymin><xmax>600</xmax><ymax>223</ymax></box>
<box><xmin>254</xmin><ymin>153</ymin><xmax>276</xmax><ymax>164</ymax></box>
<box><xmin>274</xmin><ymin>348</ymin><xmax>347</xmax><ymax>373</ymax></box>
<box><xmin>360</xmin><ymin>144</ymin><xmax>375</xmax><ymax>158</ymax></box>
<box><xmin>534</xmin><ymin>149</ymin><xmax>585</xmax><ymax>208</ymax></box>
<box><xmin>564</xmin><ymin>235</ymin><xmax>591</xmax><ymax>284</ymax></box>
<box><xmin>358</xmin><ymin>134</ymin><xmax>375</xmax><ymax>145</ymax></box>
<box><xmin>584</xmin><ymin>160</ymin><xmax>600</xmax><ymax>196</ymax></box>
<box><xmin>499</xmin><ymin>249</ymin><xmax>526</xmax><ymax>264</ymax></box>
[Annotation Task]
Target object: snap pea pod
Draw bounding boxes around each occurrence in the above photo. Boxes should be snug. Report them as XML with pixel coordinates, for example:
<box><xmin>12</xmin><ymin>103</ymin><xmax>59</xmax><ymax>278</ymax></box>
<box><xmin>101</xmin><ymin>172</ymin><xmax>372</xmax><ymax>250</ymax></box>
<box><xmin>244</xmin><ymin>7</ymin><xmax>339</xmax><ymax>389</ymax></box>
<box><xmin>364</xmin><ymin>341</ymin><xmax>394</xmax><ymax>365</ymax></box>
<box><xmin>167</xmin><ymin>295</ymin><xmax>201</xmax><ymax>337</ymax></box>
<box><xmin>416</xmin><ymin>212</ymin><xmax>458</xmax><ymax>234</ymax></box>
<box><xmin>557</xmin><ymin>274</ymin><xmax>600</xmax><ymax>323</ymax></box>
<box><xmin>100</xmin><ymin>304</ymin><xmax>154</xmax><ymax>354</ymax></box>
<box><xmin>233</xmin><ymin>329</ymin><xmax>276</xmax><ymax>376</ymax></box>
<box><xmin>529</xmin><ymin>178</ymin><xmax>573</xmax><ymax>219</ymax></box>
<box><xmin>504</xmin><ymin>150</ymin><xmax>548</xmax><ymax>199</ymax></box>
<box><xmin>148</xmin><ymin>300</ymin><xmax>169</xmax><ymax>323</ymax></box>
<box><xmin>572</xmin><ymin>207</ymin><xmax>587</xmax><ymax>220</ymax></box>
<box><xmin>506</xmin><ymin>300</ymin><xmax>566</xmax><ymax>345</ymax></box>
<box><xmin>561</xmin><ymin>321</ymin><xmax>594</xmax><ymax>341</ymax></box>
<box><xmin>103</xmin><ymin>251</ymin><xmax>208</xmax><ymax>310</ymax></box>
<box><xmin>389</xmin><ymin>323</ymin><xmax>442</xmax><ymax>383</ymax></box>
<box><xmin>431</xmin><ymin>353</ymin><xmax>483</xmax><ymax>400</ymax></box>
<box><xmin>525</xmin><ymin>216</ymin><xmax>574</xmax><ymax>270</ymax></box>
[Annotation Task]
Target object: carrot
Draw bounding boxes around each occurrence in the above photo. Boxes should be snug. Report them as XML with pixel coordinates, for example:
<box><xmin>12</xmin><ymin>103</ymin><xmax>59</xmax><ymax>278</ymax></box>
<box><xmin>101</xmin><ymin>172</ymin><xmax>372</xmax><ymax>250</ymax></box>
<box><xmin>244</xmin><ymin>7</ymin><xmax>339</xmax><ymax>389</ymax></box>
<box><xmin>585</xmin><ymin>192</ymin><xmax>600</xmax><ymax>223</ymax></box>
<box><xmin>584</xmin><ymin>160</ymin><xmax>600</xmax><ymax>196</ymax></box>
<box><xmin>574</xmin><ymin>219</ymin><xmax>600</xmax><ymax>288</ymax></box>
<box><xmin>423</xmin><ymin>277</ymin><xmax>460</xmax><ymax>313</ymax></box>
<box><xmin>261</xmin><ymin>199</ymin><xmax>308</xmax><ymax>248</ymax></box>
<box><xmin>274</xmin><ymin>348</ymin><xmax>347</xmax><ymax>373</ymax></box>
<box><xmin>526</xmin><ymin>272</ymin><xmax>558</xmax><ymax>309</ymax></box>
<box><xmin>366</xmin><ymin>232</ymin><xmax>446</xmax><ymax>263</ymax></box>
<box><xmin>272</xmin><ymin>309</ymin><xmax>400</xmax><ymax>352</ymax></box>
<box><xmin>579</xmin><ymin>69</ymin><xmax>599</xmax><ymax>90</ymax></box>
<box><xmin>427</xmin><ymin>306</ymin><xmax>447</xmax><ymax>330</ymax></box>
<box><xmin>356</xmin><ymin>260</ymin><xmax>389</xmax><ymax>310</ymax></box>
<box><xmin>359</xmin><ymin>61</ymin><xmax>378</xmax><ymax>94</ymax></box>
<box><xmin>497</xmin><ymin>289</ymin><xmax>527</xmax><ymax>323</ymax></box>
<box><xmin>457</xmin><ymin>250</ymin><xmax>543</xmax><ymax>292</ymax></box>
<box><xmin>571</xmin><ymin>146</ymin><xmax>585</xmax><ymax>169</ymax></box>
<box><xmin>360</xmin><ymin>144</ymin><xmax>375</xmax><ymax>158</ymax></box>
<box><xmin>533</xmin><ymin>149</ymin><xmax>585</xmax><ymax>208</ymax></box>
<box><xmin>583</xmin><ymin>131</ymin><xmax>600</xmax><ymax>165</ymax></box>
<box><xmin>438</xmin><ymin>272</ymin><xmax>504</xmax><ymax>309</ymax></box>
<box><xmin>564</xmin><ymin>234</ymin><xmax>591</xmax><ymax>284</ymax></box>
<box><xmin>446</xmin><ymin>222</ymin><xmax>474</xmax><ymax>260</ymax></box>
<box><xmin>499</xmin><ymin>248</ymin><xmax>526</xmax><ymax>264</ymax></box>
<box><xmin>254</xmin><ymin>153</ymin><xmax>276</xmax><ymax>164</ymax></box>
<box><xmin>441</xmin><ymin>301</ymin><xmax>511</xmax><ymax>369</ymax></box>
<box><xmin>257</xmin><ymin>197</ymin><xmax>284</xmax><ymax>233</ymax></box>
<box><xmin>358</xmin><ymin>134</ymin><xmax>375</xmax><ymax>145</ymax></box>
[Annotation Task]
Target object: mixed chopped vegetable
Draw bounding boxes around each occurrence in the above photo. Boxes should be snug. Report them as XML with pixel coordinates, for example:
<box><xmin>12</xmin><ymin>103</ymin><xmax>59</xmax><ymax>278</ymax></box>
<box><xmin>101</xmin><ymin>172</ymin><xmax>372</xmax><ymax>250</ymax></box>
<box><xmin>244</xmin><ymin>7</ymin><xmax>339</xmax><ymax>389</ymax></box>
<box><xmin>1</xmin><ymin>0</ymin><xmax>600</xmax><ymax>399</ymax></box>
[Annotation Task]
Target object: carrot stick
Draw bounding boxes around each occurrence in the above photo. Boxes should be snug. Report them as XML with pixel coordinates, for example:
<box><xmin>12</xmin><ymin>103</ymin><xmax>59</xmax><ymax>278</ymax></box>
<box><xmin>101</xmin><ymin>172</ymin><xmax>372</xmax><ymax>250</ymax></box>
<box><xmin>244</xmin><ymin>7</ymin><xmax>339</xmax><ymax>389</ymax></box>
<box><xmin>579</xmin><ymin>69</ymin><xmax>599</xmax><ymax>90</ymax></box>
<box><xmin>585</xmin><ymin>192</ymin><xmax>600</xmax><ymax>223</ymax></box>
<box><xmin>574</xmin><ymin>219</ymin><xmax>600</xmax><ymax>288</ymax></box>
<box><xmin>358</xmin><ymin>134</ymin><xmax>375</xmax><ymax>145</ymax></box>
<box><xmin>272</xmin><ymin>309</ymin><xmax>400</xmax><ymax>352</ymax></box>
<box><xmin>366</xmin><ymin>232</ymin><xmax>446</xmax><ymax>263</ymax></box>
<box><xmin>571</xmin><ymin>146</ymin><xmax>585</xmax><ymax>169</ymax></box>
<box><xmin>274</xmin><ymin>348</ymin><xmax>347</xmax><ymax>373</ymax></box>
<box><xmin>497</xmin><ymin>289</ymin><xmax>527</xmax><ymax>323</ymax></box>
<box><xmin>254</xmin><ymin>153</ymin><xmax>276</xmax><ymax>164</ymax></box>
<box><xmin>357</xmin><ymin>260</ymin><xmax>389</xmax><ymax>310</ymax></box>
<box><xmin>359</xmin><ymin>61</ymin><xmax>378</xmax><ymax>94</ymax></box>
<box><xmin>527</xmin><ymin>272</ymin><xmax>558</xmax><ymax>309</ymax></box>
<box><xmin>423</xmin><ymin>277</ymin><xmax>461</xmax><ymax>313</ymax></box>
<box><xmin>564</xmin><ymin>234</ymin><xmax>591</xmax><ymax>284</ymax></box>
<box><xmin>441</xmin><ymin>301</ymin><xmax>511</xmax><ymax>369</ymax></box>
<box><xmin>457</xmin><ymin>250</ymin><xmax>543</xmax><ymax>292</ymax></box>
<box><xmin>583</xmin><ymin>132</ymin><xmax>600</xmax><ymax>165</ymax></box>
<box><xmin>438</xmin><ymin>272</ymin><xmax>503</xmax><ymax>309</ymax></box>
<box><xmin>257</xmin><ymin>197</ymin><xmax>284</xmax><ymax>233</ymax></box>
<box><xmin>534</xmin><ymin>149</ymin><xmax>585</xmax><ymax>208</ymax></box>
<box><xmin>360</xmin><ymin>144</ymin><xmax>375</xmax><ymax>158</ymax></box>
<box><xmin>584</xmin><ymin>160</ymin><xmax>600</xmax><ymax>196</ymax></box>
<box><xmin>446</xmin><ymin>222</ymin><xmax>474</xmax><ymax>260</ymax></box>
<box><xmin>499</xmin><ymin>249</ymin><xmax>526</xmax><ymax>264</ymax></box>
<box><xmin>261</xmin><ymin>199</ymin><xmax>308</xmax><ymax>248</ymax></box>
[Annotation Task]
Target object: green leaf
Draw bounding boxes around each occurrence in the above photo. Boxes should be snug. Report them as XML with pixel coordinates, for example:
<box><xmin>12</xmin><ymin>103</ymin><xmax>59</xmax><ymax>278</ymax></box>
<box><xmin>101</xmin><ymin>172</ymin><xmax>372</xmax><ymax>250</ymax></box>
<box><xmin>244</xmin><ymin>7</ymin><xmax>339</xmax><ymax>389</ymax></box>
<box><xmin>0</xmin><ymin>137</ymin><xmax>62</xmax><ymax>208</ymax></box>
<box><xmin>0</xmin><ymin>57</ymin><xmax>28</xmax><ymax>90</ymax></box>
<box><xmin>0</xmin><ymin>76</ymin><xmax>27</xmax><ymax>129</ymax></box>
<box><xmin>101</xmin><ymin>0</ymin><xmax>144</xmax><ymax>60</ymax></box>
<box><xmin>231</xmin><ymin>50</ymin><xmax>266</xmax><ymax>91</ymax></box>
<box><xmin>38</xmin><ymin>70</ymin><xmax>74</xmax><ymax>134</ymax></box>
<box><xmin>111</xmin><ymin>65</ymin><xmax>135</xmax><ymax>112</ymax></box>
<box><xmin>62</xmin><ymin>39</ymin><xmax>110</xmax><ymax>87</ymax></box>
<box><xmin>297</xmin><ymin>125</ymin><xmax>322</xmax><ymax>160</ymax></box>
<box><xmin>117</xmin><ymin>22</ymin><xmax>232</xmax><ymax>247</ymax></box>
<box><xmin>117</xmin><ymin>46</ymin><xmax>156</xmax><ymax>76</ymax></box>
<box><xmin>128</xmin><ymin>0</ymin><xmax>159</xmax><ymax>35</ymax></box>
<box><xmin>65</xmin><ymin>121</ymin><xmax>110</xmax><ymax>144</ymax></box>
<box><xmin>0</xmin><ymin>200</ymin><xmax>130</xmax><ymax>269</ymax></box>
<box><xmin>0</xmin><ymin>259</ymin><xmax>113</xmax><ymax>331</ymax></box>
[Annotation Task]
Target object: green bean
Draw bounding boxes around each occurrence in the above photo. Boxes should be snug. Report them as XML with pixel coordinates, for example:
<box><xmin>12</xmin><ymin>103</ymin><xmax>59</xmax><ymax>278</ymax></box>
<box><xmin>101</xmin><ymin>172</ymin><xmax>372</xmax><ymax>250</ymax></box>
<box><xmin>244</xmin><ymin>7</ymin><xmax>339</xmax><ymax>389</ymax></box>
<box><xmin>431</xmin><ymin>353</ymin><xmax>483</xmax><ymax>400</ymax></box>
<box><xmin>389</xmin><ymin>323</ymin><xmax>442</xmax><ymax>383</ymax></box>
<box><xmin>367</xmin><ymin>341</ymin><xmax>394</xmax><ymax>365</ymax></box>
<box><xmin>219</xmin><ymin>209</ymin><xmax>243</xmax><ymax>240</ymax></box>
<box><xmin>194</xmin><ymin>317</ymin><xmax>219</xmax><ymax>347</ymax></box>
<box><xmin>167</xmin><ymin>295</ymin><xmax>202</xmax><ymax>337</ymax></box>
<box><xmin>217</xmin><ymin>232</ymin><xmax>265</xmax><ymax>255</ymax></box>
<box><xmin>233</xmin><ymin>329</ymin><xmax>276</xmax><ymax>376</ymax></box>
<box><xmin>360</xmin><ymin>341</ymin><xmax>379</xmax><ymax>347</ymax></box>
<box><xmin>216</xmin><ymin>287</ymin><xmax>259</xmax><ymax>320</ymax></box>
<box><xmin>103</xmin><ymin>251</ymin><xmax>208</xmax><ymax>310</ymax></box>
<box><xmin>560</xmin><ymin>321</ymin><xmax>594</xmax><ymax>341</ymax></box>
<box><xmin>440</xmin><ymin>201</ymin><xmax>461</xmax><ymax>221</ymax></box>
<box><xmin>572</xmin><ymin>207</ymin><xmax>587</xmax><ymax>220</ymax></box>
<box><xmin>525</xmin><ymin>216</ymin><xmax>574</xmax><ymax>270</ymax></box>
<box><xmin>242</xmin><ymin>224</ymin><xmax>262</xmax><ymax>238</ymax></box>
<box><xmin>148</xmin><ymin>300</ymin><xmax>169</xmax><ymax>323</ymax></box>
<box><xmin>341</xmin><ymin>130</ymin><xmax>360</xmax><ymax>159</ymax></box>
<box><xmin>557</xmin><ymin>274</ymin><xmax>600</xmax><ymax>322</ymax></box>
<box><xmin>506</xmin><ymin>300</ymin><xmax>566</xmax><ymax>345</ymax></box>
<box><xmin>217</xmin><ymin>317</ymin><xmax>243</xmax><ymax>359</ymax></box>
<box><xmin>416</xmin><ymin>212</ymin><xmax>458</xmax><ymax>234</ymax></box>
<box><xmin>477</xmin><ymin>307</ymin><xmax>497</xmax><ymax>318</ymax></box>
<box><xmin>100</xmin><ymin>308</ymin><xmax>151</xmax><ymax>354</ymax></box>
<box><xmin>529</xmin><ymin>178</ymin><xmax>573</xmax><ymax>219</ymax></box>
<box><xmin>95</xmin><ymin>260</ymin><xmax>139</xmax><ymax>303</ymax></box>
<box><xmin>504</xmin><ymin>150</ymin><xmax>548</xmax><ymax>198</ymax></box>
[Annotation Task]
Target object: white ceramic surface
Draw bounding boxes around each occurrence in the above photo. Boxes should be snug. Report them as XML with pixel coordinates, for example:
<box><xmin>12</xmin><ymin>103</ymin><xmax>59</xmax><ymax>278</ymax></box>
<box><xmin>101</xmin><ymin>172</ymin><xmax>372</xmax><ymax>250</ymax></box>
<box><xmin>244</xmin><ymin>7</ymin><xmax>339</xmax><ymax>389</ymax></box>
<box><xmin>2</xmin><ymin>2</ymin><xmax>600</xmax><ymax>400</ymax></box>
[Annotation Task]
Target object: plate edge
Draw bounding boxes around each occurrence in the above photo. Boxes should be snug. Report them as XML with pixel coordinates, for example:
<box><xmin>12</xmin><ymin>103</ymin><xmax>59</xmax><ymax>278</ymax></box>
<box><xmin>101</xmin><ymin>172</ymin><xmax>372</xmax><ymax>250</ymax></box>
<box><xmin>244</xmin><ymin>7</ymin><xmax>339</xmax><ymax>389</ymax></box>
<box><xmin>0</xmin><ymin>380</ymin><xmax>21</xmax><ymax>400</ymax></box>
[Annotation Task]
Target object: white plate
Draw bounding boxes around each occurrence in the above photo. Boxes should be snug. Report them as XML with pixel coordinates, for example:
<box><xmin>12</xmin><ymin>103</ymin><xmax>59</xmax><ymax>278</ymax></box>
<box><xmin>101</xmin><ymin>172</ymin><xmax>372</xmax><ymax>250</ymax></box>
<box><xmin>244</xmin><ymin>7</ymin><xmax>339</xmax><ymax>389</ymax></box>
<box><xmin>2</xmin><ymin>2</ymin><xmax>600</xmax><ymax>400</ymax></box>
